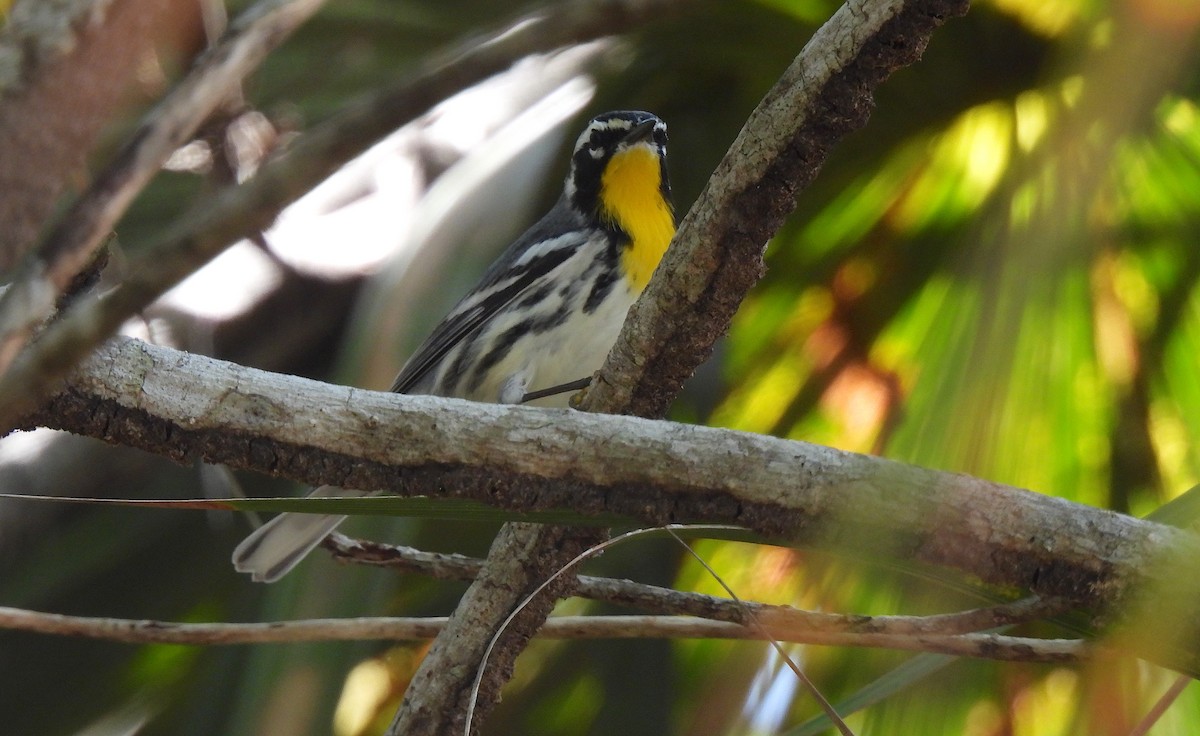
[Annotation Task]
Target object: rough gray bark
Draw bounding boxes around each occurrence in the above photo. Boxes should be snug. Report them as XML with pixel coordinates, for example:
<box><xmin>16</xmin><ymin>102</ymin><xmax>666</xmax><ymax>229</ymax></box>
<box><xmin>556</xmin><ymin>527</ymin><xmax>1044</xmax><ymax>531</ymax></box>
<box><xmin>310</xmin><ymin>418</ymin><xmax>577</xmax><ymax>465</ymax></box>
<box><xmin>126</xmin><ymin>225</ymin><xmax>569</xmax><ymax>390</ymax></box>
<box><xmin>27</xmin><ymin>337</ymin><xmax>1200</xmax><ymax>671</ymax></box>
<box><xmin>587</xmin><ymin>0</ymin><xmax>974</xmax><ymax>418</ymax></box>
<box><xmin>24</xmin><ymin>335</ymin><xmax>1184</xmax><ymax>610</ymax></box>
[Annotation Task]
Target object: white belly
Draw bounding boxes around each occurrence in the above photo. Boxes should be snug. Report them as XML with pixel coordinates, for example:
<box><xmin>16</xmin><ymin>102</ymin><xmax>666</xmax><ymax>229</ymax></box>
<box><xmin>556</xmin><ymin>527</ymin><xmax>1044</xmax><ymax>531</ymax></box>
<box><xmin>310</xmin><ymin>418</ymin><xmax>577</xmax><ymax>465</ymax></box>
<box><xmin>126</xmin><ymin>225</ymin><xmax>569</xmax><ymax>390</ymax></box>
<box><xmin>471</xmin><ymin>283</ymin><xmax>638</xmax><ymax>408</ymax></box>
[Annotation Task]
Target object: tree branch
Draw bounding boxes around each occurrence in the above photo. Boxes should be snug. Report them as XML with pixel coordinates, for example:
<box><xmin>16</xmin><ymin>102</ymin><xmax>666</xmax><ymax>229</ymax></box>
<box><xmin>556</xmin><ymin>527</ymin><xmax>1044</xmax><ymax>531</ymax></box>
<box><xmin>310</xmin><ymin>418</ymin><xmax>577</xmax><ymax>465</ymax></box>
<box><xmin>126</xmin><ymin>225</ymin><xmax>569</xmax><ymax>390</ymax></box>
<box><xmin>0</xmin><ymin>606</ymin><xmax>1091</xmax><ymax>664</ymax></box>
<box><xmin>30</xmin><ymin>336</ymin><xmax>1199</xmax><ymax>664</ymax></box>
<box><xmin>387</xmin><ymin>0</ymin><xmax>973</xmax><ymax>729</ymax></box>
<box><xmin>585</xmin><ymin>0</ymin><xmax>972</xmax><ymax>417</ymax></box>
<box><xmin>322</xmin><ymin>533</ymin><xmax>1070</xmax><ymax>634</ymax></box>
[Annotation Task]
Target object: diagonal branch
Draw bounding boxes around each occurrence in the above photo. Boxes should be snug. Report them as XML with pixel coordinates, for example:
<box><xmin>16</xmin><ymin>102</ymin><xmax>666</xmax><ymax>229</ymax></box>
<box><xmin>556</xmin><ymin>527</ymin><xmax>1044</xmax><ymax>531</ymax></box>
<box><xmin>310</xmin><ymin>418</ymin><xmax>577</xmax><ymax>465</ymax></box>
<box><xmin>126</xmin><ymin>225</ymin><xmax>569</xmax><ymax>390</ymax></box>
<box><xmin>385</xmin><ymin>0</ymin><xmax>972</xmax><ymax>731</ymax></box>
<box><xmin>587</xmin><ymin>0</ymin><xmax>973</xmax><ymax>418</ymax></box>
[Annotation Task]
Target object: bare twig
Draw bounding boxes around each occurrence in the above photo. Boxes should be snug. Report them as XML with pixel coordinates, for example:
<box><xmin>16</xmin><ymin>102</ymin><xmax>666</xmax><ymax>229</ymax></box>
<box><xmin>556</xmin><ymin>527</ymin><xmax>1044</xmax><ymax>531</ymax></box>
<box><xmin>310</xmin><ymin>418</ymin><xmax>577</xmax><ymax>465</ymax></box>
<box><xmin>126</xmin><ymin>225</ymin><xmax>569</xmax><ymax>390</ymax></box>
<box><xmin>0</xmin><ymin>0</ymin><xmax>329</xmax><ymax>373</ymax></box>
<box><xmin>667</xmin><ymin>528</ymin><xmax>853</xmax><ymax>735</ymax></box>
<box><xmin>321</xmin><ymin>533</ymin><xmax>1071</xmax><ymax>635</ymax></box>
<box><xmin>0</xmin><ymin>605</ymin><xmax>1092</xmax><ymax>663</ymax></box>
<box><xmin>1127</xmin><ymin>675</ymin><xmax>1193</xmax><ymax>736</ymax></box>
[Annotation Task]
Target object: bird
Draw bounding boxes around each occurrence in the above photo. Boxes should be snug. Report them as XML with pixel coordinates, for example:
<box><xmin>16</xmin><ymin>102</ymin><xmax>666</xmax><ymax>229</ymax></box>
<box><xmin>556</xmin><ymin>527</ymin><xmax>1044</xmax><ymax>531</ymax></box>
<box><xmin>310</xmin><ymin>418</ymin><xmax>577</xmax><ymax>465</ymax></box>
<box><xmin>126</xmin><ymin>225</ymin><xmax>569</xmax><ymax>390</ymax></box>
<box><xmin>233</xmin><ymin>110</ymin><xmax>675</xmax><ymax>582</ymax></box>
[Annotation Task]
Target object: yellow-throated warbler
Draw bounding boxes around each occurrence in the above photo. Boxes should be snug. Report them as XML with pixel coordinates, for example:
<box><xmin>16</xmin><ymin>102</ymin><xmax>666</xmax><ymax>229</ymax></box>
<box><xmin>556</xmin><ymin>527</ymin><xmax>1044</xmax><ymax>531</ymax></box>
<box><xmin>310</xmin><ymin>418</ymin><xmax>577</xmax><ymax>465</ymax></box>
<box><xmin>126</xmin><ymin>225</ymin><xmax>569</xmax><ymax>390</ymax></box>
<box><xmin>233</xmin><ymin>110</ymin><xmax>675</xmax><ymax>582</ymax></box>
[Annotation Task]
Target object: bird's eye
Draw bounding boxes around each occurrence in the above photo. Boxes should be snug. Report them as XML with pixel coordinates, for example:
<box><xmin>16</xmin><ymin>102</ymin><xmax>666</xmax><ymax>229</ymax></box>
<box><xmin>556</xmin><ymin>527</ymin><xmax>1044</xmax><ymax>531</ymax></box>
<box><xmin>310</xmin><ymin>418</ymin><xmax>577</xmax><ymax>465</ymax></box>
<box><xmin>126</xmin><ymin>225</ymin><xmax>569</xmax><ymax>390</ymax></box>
<box><xmin>587</xmin><ymin>146</ymin><xmax>604</xmax><ymax>160</ymax></box>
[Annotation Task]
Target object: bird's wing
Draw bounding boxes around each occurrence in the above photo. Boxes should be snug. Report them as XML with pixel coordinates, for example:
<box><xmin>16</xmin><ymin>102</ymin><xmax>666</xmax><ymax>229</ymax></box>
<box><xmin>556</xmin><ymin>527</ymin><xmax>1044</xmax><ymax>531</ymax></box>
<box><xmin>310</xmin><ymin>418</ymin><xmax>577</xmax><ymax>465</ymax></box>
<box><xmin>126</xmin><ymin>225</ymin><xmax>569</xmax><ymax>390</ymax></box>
<box><xmin>389</xmin><ymin>202</ymin><xmax>587</xmax><ymax>394</ymax></box>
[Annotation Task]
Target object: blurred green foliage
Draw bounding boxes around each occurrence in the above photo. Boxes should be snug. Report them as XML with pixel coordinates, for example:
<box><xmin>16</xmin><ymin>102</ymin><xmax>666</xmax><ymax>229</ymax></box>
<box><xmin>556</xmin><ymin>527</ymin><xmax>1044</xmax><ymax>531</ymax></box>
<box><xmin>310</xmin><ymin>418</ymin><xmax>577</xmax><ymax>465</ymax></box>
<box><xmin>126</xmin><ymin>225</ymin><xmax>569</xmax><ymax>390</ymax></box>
<box><xmin>5</xmin><ymin>0</ymin><xmax>1200</xmax><ymax>734</ymax></box>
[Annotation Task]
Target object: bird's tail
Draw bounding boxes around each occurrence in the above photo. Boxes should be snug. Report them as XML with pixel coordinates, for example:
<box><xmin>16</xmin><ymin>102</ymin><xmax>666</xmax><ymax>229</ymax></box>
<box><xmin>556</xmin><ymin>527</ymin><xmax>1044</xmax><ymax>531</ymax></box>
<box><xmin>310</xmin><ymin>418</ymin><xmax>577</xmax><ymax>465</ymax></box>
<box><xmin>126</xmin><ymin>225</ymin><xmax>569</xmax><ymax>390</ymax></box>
<box><xmin>231</xmin><ymin>486</ymin><xmax>378</xmax><ymax>583</ymax></box>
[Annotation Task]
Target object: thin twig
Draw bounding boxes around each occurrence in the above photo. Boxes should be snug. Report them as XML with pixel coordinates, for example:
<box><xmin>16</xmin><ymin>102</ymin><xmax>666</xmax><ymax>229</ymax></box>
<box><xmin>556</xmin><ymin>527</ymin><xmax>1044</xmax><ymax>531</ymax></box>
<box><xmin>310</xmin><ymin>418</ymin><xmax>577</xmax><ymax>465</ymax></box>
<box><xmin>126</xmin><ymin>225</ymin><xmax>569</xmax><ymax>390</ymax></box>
<box><xmin>0</xmin><ymin>605</ymin><xmax>1093</xmax><ymax>663</ymax></box>
<box><xmin>321</xmin><ymin>533</ymin><xmax>1070</xmax><ymax>635</ymax></box>
<box><xmin>1127</xmin><ymin>675</ymin><xmax>1193</xmax><ymax>736</ymax></box>
<box><xmin>668</xmin><ymin>527</ymin><xmax>854</xmax><ymax>736</ymax></box>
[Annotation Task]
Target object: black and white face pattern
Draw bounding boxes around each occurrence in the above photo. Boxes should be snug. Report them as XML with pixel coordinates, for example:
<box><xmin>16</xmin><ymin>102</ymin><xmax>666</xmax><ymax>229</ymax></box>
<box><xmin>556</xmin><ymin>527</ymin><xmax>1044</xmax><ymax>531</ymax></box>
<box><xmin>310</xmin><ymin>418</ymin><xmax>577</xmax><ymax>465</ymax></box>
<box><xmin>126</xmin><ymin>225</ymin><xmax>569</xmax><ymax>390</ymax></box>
<box><xmin>564</xmin><ymin>110</ymin><xmax>670</xmax><ymax>225</ymax></box>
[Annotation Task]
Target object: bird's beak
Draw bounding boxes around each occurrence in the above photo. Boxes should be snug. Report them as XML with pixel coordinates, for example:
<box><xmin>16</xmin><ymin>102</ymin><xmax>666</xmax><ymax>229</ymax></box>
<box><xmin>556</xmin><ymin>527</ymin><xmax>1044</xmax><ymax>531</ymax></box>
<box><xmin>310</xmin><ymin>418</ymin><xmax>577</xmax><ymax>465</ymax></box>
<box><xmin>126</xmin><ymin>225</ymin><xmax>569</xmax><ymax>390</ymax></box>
<box><xmin>622</xmin><ymin>119</ymin><xmax>658</xmax><ymax>145</ymax></box>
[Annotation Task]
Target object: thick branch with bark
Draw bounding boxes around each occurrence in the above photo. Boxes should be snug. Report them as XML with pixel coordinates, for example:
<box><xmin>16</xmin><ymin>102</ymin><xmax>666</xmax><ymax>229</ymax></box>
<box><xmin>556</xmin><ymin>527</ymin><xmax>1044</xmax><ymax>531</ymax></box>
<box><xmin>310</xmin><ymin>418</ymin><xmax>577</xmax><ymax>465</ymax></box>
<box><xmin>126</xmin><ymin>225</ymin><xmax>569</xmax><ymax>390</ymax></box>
<box><xmin>28</xmin><ymin>336</ymin><xmax>1200</xmax><ymax>659</ymax></box>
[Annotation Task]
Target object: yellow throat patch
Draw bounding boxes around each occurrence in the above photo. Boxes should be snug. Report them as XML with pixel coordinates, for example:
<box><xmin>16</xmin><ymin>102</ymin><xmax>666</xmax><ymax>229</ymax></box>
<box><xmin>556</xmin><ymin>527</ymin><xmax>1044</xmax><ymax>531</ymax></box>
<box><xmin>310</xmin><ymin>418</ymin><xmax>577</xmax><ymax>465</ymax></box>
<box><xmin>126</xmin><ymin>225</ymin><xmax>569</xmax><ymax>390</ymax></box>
<box><xmin>599</xmin><ymin>144</ymin><xmax>675</xmax><ymax>292</ymax></box>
